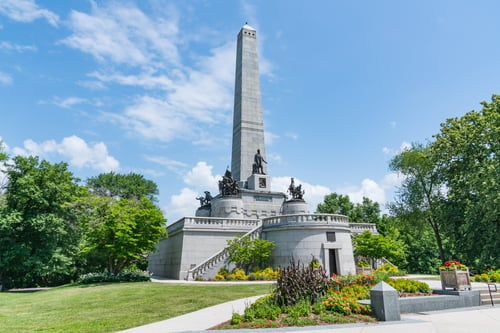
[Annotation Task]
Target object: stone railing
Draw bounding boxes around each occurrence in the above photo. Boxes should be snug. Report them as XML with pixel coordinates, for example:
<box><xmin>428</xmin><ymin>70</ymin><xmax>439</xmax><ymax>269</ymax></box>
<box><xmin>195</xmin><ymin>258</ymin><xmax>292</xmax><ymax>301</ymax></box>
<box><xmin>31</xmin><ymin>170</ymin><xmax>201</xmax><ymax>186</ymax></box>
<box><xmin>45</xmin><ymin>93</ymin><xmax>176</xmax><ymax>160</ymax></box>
<box><xmin>186</xmin><ymin>224</ymin><xmax>263</xmax><ymax>280</ymax></box>
<box><xmin>262</xmin><ymin>213</ymin><xmax>349</xmax><ymax>227</ymax></box>
<box><xmin>167</xmin><ymin>216</ymin><xmax>260</xmax><ymax>235</ymax></box>
<box><xmin>349</xmin><ymin>223</ymin><xmax>378</xmax><ymax>235</ymax></box>
<box><xmin>183</xmin><ymin>216</ymin><xmax>260</xmax><ymax>228</ymax></box>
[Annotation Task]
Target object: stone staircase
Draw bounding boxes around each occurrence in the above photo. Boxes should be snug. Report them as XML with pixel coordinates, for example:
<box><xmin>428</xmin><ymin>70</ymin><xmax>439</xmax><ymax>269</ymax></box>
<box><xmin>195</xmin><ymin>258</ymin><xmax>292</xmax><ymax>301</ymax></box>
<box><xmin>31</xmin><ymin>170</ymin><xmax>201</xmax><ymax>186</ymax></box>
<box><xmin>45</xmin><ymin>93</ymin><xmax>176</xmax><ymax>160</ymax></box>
<box><xmin>480</xmin><ymin>284</ymin><xmax>500</xmax><ymax>305</ymax></box>
<box><xmin>186</xmin><ymin>224</ymin><xmax>263</xmax><ymax>280</ymax></box>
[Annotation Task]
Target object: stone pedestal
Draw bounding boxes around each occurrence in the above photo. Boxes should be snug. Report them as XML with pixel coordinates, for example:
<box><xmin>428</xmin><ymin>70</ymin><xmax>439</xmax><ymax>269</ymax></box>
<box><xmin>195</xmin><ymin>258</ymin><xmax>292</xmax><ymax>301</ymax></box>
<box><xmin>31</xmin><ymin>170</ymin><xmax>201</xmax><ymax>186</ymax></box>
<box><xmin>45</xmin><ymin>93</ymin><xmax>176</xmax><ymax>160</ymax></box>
<box><xmin>247</xmin><ymin>174</ymin><xmax>270</xmax><ymax>191</ymax></box>
<box><xmin>195</xmin><ymin>206</ymin><xmax>211</xmax><ymax>217</ymax></box>
<box><xmin>282</xmin><ymin>199</ymin><xmax>309</xmax><ymax>215</ymax></box>
<box><xmin>370</xmin><ymin>282</ymin><xmax>400</xmax><ymax>321</ymax></box>
<box><xmin>210</xmin><ymin>196</ymin><xmax>244</xmax><ymax>218</ymax></box>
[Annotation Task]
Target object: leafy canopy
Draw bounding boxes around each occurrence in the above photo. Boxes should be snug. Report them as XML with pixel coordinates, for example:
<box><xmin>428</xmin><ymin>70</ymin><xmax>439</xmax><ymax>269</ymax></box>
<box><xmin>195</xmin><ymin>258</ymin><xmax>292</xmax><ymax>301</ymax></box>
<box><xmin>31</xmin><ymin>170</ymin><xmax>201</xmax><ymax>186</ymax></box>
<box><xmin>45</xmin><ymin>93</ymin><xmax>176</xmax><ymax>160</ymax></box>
<box><xmin>316</xmin><ymin>193</ymin><xmax>381</xmax><ymax>224</ymax></box>
<box><xmin>227</xmin><ymin>236</ymin><xmax>275</xmax><ymax>274</ymax></box>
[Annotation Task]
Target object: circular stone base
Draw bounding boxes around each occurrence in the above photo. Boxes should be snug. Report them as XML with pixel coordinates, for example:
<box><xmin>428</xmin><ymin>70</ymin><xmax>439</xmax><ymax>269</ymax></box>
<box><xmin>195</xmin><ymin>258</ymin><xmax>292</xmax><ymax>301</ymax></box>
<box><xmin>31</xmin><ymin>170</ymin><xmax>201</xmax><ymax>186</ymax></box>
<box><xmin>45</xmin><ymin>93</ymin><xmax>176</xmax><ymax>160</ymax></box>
<box><xmin>195</xmin><ymin>206</ymin><xmax>211</xmax><ymax>217</ymax></box>
<box><xmin>210</xmin><ymin>196</ymin><xmax>244</xmax><ymax>218</ymax></box>
<box><xmin>282</xmin><ymin>199</ymin><xmax>309</xmax><ymax>215</ymax></box>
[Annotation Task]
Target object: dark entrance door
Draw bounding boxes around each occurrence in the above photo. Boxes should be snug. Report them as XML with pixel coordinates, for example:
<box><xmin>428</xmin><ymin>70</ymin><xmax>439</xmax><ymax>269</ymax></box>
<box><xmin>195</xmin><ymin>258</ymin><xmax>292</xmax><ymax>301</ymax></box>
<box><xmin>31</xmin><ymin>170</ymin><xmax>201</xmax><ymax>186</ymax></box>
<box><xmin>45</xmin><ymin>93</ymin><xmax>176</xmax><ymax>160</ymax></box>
<box><xmin>329</xmin><ymin>249</ymin><xmax>338</xmax><ymax>276</ymax></box>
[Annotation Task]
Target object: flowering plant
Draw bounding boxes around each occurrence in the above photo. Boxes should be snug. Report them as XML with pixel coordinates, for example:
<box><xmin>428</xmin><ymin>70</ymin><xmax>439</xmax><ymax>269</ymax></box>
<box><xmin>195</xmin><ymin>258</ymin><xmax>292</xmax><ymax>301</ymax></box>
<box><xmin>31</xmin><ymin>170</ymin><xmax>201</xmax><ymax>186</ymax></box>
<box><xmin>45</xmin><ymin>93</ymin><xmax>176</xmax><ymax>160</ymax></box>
<box><xmin>440</xmin><ymin>260</ymin><xmax>468</xmax><ymax>271</ymax></box>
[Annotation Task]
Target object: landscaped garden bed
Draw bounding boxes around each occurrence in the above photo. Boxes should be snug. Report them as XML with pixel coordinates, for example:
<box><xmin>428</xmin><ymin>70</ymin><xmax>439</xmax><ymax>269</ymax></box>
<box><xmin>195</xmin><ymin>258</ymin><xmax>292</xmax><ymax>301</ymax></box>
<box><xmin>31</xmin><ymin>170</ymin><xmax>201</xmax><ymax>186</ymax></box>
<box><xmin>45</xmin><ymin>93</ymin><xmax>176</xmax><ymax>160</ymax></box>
<box><xmin>215</xmin><ymin>260</ymin><xmax>432</xmax><ymax>330</ymax></box>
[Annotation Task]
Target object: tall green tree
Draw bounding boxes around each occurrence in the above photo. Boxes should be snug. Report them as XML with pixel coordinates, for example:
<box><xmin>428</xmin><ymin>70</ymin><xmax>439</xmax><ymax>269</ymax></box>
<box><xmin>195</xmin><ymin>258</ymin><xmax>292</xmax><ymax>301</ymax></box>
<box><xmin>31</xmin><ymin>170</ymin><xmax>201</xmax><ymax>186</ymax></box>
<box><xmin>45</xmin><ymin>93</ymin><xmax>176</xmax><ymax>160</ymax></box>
<box><xmin>352</xmin><ymin>231</ymin><xmax>408</xmax><ymax>267</ymax></box>
<box><xmin>316</xmin><ymin>193</ymin><xmax>381</xmax><ymax>224</ymax></box>
<box><xmin>432</xmin><ymin>95</ymin><xmax>499</xmax><ymax>269</ymax></box>
<box><xmin>78</xmin><ymin>196</ymin><xmax>166</xmax><ymax>275</ymax></box>
<box><xmin>87</xmin><ymin>172</ymin><xmax>159</xmax><ymax>202</ymax></box>
<box><xmin>388</xmin><ymin>143</ymin><xmax>447</xmax><ymax>263</ymax></box>
<box><xmin>0</xmin><ymin>156</ymin><xmax>82</xmax><ymax>288</ymax></box>
<box><xmin>78</xmin><ymin>172</ymin><xmax>166</xmax><ymax>274</ymax></box>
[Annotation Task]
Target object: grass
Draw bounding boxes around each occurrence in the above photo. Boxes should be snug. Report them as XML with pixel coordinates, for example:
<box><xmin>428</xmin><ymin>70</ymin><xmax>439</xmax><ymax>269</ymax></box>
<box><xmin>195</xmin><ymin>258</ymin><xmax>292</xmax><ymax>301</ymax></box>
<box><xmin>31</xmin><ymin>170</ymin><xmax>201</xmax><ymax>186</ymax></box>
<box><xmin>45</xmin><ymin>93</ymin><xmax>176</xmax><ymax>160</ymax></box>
<box><xmin>0</xmin><ymin>282</ymin><xmax>273</xmax><ymax>333</ymax></box>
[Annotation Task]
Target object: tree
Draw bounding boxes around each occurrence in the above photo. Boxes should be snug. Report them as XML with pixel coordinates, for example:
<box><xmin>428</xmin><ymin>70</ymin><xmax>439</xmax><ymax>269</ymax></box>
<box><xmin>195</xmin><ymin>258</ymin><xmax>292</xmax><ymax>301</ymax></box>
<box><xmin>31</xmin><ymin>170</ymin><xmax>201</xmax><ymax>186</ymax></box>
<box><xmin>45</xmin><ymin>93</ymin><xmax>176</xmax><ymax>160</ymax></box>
<box><xmin>432</xmin><ymin>95</ymin><xmax>500</xmax><ymax>269</ymax></box>
<box><xmin>0</xmin><ymin>156</ymin><xmax>83</xmax><ymax>288</ymax></box>
<box><xmin>86</xmin><ymin>172</ymin><xmax>159</xmax><ymax>202</ymax></box>
<box><xmin>78</xmin><ymin>196</ymin><xmax>166</xmax><ymax>275</ymax></box>
<box><xmin>226</xmin><ymin>236</ymin><xmax>275</xmax><ymax>274</ymax></box>
<box><xmin>388</xmin><ymin>143</ymin><xmax>447</xmax><ymax>263</ymax></box>
<box><xmin>353</xmin><ymin>231</ymin><xmax>408</xmax><ymax>267</ymax></box>
<box><xmin>79</xmin><ymin>172</ymin><xmax>166</xmax><ymax>274</ymax></box>
<box><xmin>316</xmin><ymin>193</ymin><xmax>381</xmax><ymax>224</ymax></box>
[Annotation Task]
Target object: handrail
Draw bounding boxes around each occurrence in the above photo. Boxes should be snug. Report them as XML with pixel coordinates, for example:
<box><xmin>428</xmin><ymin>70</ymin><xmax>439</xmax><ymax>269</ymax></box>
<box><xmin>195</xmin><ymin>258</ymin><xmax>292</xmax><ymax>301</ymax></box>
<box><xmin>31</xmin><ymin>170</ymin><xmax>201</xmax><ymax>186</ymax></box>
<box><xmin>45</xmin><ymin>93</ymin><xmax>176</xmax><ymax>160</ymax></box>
<box><xmin>487</xmin><ymin>283</ymin><xmax>497</xmax><ymax>306</ymax></box>
<box><xmin>186</xmin><ymin>224</ymin><xmax>263</xmax><ymax>280</ymax></box>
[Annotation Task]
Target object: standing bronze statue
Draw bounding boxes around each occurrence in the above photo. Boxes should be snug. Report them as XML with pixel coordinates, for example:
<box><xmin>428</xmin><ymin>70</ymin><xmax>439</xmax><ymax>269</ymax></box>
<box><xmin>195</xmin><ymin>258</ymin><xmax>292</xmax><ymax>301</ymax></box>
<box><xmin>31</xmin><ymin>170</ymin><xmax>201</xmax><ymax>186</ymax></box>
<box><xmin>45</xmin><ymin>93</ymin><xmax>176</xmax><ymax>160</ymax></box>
<box><xmin>252</xmin><ymin>149</ymin><xmax>267</xmax><ymax>174</ymax></box>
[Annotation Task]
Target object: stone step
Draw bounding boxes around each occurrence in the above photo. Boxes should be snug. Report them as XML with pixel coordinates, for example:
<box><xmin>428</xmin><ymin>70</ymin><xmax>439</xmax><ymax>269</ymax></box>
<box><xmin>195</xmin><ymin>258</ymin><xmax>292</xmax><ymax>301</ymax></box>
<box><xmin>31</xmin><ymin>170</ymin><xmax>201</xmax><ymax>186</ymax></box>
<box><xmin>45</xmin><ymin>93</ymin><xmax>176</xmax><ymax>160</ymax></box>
<box><xmin>479</xmin><ymin>289</ymin><xmax>500</xmax><ymax>305</ymax></box>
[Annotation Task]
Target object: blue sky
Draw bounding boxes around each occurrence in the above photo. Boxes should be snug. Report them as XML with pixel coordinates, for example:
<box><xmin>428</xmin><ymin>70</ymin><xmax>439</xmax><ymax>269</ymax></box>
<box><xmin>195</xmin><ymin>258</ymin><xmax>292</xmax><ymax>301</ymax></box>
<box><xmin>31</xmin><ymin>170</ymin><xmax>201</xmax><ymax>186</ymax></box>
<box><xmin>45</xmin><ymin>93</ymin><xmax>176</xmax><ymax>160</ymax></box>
<box><xmin>1</xmin><ymin>0</ymin><xmax>499</xmax><ymax>223</ymax></box>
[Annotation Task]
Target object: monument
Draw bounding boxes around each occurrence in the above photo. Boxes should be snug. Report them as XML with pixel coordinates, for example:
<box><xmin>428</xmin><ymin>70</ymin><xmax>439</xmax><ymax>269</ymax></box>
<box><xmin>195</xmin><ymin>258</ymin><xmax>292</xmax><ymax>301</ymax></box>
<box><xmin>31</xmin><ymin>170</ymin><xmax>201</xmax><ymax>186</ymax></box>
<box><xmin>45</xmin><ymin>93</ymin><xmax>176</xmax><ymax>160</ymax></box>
<box><xmin>148</xmin><ymin>25</ymin><xmax>377</xmax><ymax>280</ymax></box>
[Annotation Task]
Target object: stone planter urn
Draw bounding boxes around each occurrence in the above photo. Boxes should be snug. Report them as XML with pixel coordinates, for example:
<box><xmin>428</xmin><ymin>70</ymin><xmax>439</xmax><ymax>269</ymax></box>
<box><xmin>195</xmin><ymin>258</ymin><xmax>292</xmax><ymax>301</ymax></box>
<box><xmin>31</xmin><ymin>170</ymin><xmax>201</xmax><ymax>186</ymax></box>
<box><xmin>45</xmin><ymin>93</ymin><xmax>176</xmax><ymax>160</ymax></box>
<box><xmin>440</xmin><ymin>269</ymin><xmax>471</xmax><ymax>290</ymax></box>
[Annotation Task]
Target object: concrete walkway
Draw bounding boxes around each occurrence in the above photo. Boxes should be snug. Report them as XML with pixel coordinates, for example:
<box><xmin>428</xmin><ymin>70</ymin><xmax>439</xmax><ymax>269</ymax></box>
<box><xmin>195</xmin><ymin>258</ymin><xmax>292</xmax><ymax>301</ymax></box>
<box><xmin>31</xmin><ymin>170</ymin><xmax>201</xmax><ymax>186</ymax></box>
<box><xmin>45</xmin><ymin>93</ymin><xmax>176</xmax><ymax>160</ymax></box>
<box><xmin>117</xmin><ymin>277</ymin><xmax>500</xmax><ymax>333</ymax></box>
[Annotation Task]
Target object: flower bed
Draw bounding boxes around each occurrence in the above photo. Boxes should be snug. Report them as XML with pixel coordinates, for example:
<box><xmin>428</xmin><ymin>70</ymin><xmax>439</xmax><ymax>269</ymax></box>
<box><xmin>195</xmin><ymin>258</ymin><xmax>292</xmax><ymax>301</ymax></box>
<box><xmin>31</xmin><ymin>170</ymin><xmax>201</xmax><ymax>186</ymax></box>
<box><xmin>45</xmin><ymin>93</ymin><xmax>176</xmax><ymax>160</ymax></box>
<box><xmin>223</xmin><ymin>262</ymin><xmax>432</xmax><ymax>330</ymax></box>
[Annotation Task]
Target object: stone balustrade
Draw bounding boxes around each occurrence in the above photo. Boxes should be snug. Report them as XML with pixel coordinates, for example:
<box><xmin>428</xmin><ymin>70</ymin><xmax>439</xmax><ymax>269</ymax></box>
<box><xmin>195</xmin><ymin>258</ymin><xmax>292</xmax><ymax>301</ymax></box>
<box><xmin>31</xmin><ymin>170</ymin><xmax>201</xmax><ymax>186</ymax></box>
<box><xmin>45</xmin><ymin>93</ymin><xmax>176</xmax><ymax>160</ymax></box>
<box><xmin>349</xmin><ymin>222</ymin><xmax>379</xmax><ymax>234</ymax></box>
<box><xmin>167</xmin><ymin>216</ymin><xmax>260</xmax><ymax>235</ymax></box>
<box><xmin>262</xmin><ymin>213</ymin><xmax>349</xmax><ymax>227</ymax></box>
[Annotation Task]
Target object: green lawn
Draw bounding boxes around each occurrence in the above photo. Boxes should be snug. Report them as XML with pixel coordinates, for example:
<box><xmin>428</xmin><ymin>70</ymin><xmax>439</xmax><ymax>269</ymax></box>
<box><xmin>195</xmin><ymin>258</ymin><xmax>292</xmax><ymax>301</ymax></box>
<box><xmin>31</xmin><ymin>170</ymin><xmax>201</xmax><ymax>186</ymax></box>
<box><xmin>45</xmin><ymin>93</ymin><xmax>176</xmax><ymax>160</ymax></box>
<box><xmin>0</xmin><ymin>282</ymin><xmax>274</xmax><ymax>333</ymax></box>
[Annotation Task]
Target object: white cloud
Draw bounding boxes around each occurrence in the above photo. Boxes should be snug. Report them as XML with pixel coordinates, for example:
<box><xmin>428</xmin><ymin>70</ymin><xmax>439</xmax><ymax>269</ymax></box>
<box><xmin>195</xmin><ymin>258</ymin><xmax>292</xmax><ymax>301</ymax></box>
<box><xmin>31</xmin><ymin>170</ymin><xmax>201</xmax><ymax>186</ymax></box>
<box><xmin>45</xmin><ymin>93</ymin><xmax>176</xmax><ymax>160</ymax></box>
<box><xmin>166</xmin><ymin>161</ymin><xmax>220</xmax><ymax>222</ymax></box>
<box><xmin>272</xmin><ymin>176</ymin><xmax>331</xmax><ymax>213</ymax></box>
<box><xmin>46</xmin><ymin>96</ymin><xmax>88</xmax><ymax>109</ymax></box>
<box><xmin>61</xmin><ymin>2</ymin><xmax>179</xmax><ymax>67</ymax></box>
<box><xmin>400</xmin><ymin>141</ymin><xmax>412</xmax><ymax>151</ymax></box>
<box><xmin>0</xmin><ymin>0</ymin><xmax>59</xmax><ymax>26</ymax></box>
<box><xmin>285</xmin><ymin>132</ymin><xmax>299</xmax><ymax>140</ymax></box>
<box><xmin>145</xmin><ymin>155</ymin><xmax>188</xmax><ymax>175</ymax></box>
<box><xmin>0</xmin><ymin>71</ymin><xmax>12</xmax><ymax>85</ymax></box>
<box><xmin>265</xmin><ymin>131</ymin><xmax>279</xmax><ymax>145</ymax></box>
<box><xmin>100</xmin><ymin>41</ymin><xmax>235</xmax><ymax>143</ymax></box>
<box><xmin>13</xmin><ymin>135</ymin><xmax>119</xmax><ymax>172</ymax></box>
<box><xmin>88</xmin><ymin>71</ymin><xmax>174</xmax><ymax>90</ymax></box>
<box><xmin>382</xmin><ymin>141</ymin><xmax>412</xmax><ymax>156</ymax></box>
<box><xmin>77</xmin><ymin>80</ymin><xmax>107</xmax><ymax>90</ymax></box>
<box><xmin>166</xmin><ymin>187</ymin><xmax>199</xmax><ymax>222</ymax></box>
<box><xmin>0</xmin><ymin>41</ymin><xmax>37</xmax><ymax>52</ymax></box>
<box><xmin>337</xmin><ymin>179</ymin><xmax>386</xmax><ymax>204</ymax></box>
<box><xmin>183</xmin><ymin>162</ymin><xmax>220</xmax><ymax>191</ymax></box>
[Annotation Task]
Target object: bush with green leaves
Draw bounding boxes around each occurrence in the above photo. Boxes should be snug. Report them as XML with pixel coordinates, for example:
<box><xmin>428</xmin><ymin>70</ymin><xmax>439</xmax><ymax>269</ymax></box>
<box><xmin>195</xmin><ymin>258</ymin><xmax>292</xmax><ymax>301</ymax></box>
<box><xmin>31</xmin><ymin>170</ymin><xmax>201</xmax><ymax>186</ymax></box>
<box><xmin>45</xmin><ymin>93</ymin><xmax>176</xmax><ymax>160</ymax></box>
<box><xmin>374</xmin><ymin>263</ymin><xmax>406</xmax><ymax>276</ymax></box>
<box><xmin>226</xmin><ymin>236</ymin><xmax>275</xmax><ymax>274</ymax></box>
<box><xmin>387</xmin><ymin>278</ymin><xmax>431</xmax><ymax>294</ymax></box>
<box><xmin>473</xmin><ymin>269</ymin><xmax>500</xmax><ymax>283</ymax></box>
<box><xmin>77</xmin><ymin>271</ymin><xmax>150</xmax><ymax>284</ymax></box>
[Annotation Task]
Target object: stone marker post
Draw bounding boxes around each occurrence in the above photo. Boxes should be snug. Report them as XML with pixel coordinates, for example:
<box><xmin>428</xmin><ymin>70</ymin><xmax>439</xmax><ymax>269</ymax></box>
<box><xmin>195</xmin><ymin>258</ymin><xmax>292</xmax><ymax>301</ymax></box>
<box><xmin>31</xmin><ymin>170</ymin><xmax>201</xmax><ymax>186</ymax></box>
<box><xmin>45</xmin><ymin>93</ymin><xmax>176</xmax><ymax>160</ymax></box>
<box><xmin>370</xmin><ymin>281</ymin><xmax>401</xmax><ymax>321</ymax></box>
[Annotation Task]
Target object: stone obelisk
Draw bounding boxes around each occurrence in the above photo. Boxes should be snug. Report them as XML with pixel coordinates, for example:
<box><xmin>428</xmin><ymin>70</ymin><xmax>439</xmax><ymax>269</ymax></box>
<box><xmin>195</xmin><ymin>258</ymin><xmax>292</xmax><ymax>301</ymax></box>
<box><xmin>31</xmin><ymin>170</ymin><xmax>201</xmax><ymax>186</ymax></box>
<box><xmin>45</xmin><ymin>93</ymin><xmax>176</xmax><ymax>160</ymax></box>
<box><xmin>231</xmin><ymin>24</ymin><xmax>267</xmax><ymax>185</ymax></box>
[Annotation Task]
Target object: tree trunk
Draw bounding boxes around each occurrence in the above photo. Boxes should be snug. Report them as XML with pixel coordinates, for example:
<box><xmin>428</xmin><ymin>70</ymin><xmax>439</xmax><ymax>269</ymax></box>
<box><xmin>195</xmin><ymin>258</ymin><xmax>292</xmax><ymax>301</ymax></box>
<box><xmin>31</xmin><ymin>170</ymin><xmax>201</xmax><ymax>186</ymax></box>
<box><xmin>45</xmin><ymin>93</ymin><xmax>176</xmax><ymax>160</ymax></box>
<box><xmin>428</xmin><ymin>218</ymin><xmax>446</xmax><ymax>263</ymax></box>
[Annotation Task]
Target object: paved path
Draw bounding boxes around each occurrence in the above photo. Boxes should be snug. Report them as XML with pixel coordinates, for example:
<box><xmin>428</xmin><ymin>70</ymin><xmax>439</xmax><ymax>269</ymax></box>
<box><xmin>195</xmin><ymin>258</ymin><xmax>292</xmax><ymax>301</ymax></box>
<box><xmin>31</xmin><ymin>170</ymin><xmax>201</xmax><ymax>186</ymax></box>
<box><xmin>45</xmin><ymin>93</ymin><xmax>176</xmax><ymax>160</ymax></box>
<box><xmin>117</xmin><ymin>277</ymin><xmax>500</xmax><ymax>333</ymax></box>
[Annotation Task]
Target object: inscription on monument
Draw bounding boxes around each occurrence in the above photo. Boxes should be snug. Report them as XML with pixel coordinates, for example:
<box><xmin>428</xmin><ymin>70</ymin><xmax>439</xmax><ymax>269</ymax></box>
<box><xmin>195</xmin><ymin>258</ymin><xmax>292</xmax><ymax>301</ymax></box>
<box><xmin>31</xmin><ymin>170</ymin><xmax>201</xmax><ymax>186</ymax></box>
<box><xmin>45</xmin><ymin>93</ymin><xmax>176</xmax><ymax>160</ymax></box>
<box><xmin>254</xmin><ymin>195</ymin><xmax>272</xmax><ymax>202</ymax></box>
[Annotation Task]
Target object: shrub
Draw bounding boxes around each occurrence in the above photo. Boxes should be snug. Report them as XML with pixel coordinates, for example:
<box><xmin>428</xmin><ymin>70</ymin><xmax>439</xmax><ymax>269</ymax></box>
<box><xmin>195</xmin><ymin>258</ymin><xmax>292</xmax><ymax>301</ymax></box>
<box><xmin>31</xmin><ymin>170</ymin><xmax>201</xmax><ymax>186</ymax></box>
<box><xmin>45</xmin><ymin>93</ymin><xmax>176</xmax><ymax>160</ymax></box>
<box><xmin>77</xmin><ymin>271</ymin><xmax>150</xmax><ymax>284</ymax></box>
<box><xmin>374</xmin><ymin>263</ymin><xmax>406</xmax><ymax>276</ymax></box>
<box><xmin>226</xmin><ymin>268</ymin><xmax>248</xmax><ymax>281</ymax></box>
<box><xmin>243</xmin><ymin>295</ymin><xmax>281</xmax><ymax>321</ymax></box>
<box><xmin>273</xmin><ymin>258</ymin><xmax>330</xmax><ymax>306</ymax></box>
<box><xmin>283</xmin><ymin>298</ymin><xmax>311</xmax><ymax>319</ymax></box>
<box><xmin>387</xmin><ymin>278</ymin><xmax>431</xmax><ymax>294</ymax></box>
<box><xmin>472</xmin><ymin>269</ymin><xmax>500</xmax><ymax>283</ymax></box>
<box><xmin>214</xmin><ymin>273</ymin><xmax>225</xmax><ymax>281</ymax></box>
<box><xmin>357</xmin><ymin>259</ymin><xmax>370</xmax><ymax>268</ymax></box>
